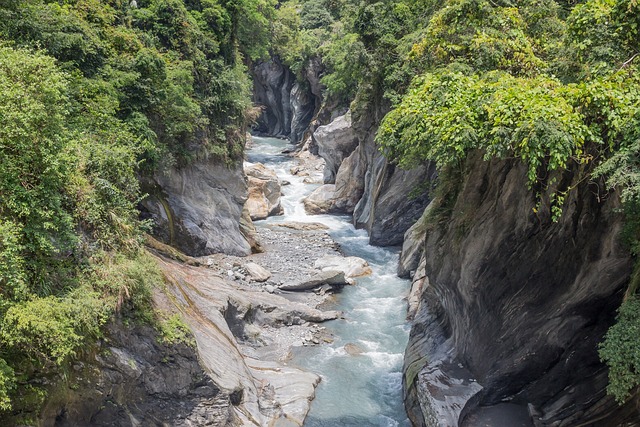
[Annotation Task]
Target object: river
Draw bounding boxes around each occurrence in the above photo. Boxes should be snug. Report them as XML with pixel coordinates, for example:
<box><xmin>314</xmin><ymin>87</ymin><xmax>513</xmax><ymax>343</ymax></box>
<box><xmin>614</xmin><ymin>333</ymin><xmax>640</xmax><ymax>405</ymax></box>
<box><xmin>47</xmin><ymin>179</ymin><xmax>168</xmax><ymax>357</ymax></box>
<box><xmin>248</xmin><ymin>136</ymin><xmax>412</xmax><ymax>427</ymax></box>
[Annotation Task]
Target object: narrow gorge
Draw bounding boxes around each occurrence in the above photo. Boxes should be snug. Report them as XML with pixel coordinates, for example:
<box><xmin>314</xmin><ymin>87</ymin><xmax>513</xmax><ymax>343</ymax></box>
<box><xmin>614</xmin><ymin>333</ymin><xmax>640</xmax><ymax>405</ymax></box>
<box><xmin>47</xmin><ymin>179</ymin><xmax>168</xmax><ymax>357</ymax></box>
<box><xmin>1</xmin><ymin>0</ymin><xmax>639</xmax><ymax>426</ymax></box>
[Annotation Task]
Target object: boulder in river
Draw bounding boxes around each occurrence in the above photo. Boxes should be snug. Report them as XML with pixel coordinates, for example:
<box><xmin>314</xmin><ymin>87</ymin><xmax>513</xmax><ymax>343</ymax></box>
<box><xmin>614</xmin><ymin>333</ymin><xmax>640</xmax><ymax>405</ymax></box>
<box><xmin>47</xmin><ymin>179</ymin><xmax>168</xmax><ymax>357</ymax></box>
<box><xmin>279</xmin><ymin>270</ymin><xmax>347</xmax><ymax>291</ymax></box>
<box><xmin>244</xmin><ymin>162</ymin><xmax>284</xmax><ymax>220</ymax></box>
<box><xmin>314</xmin><ymin>255</ymin><xmax>372</xmax><ymax>278</ymax></box>
<box><xmin>344</xmin><ymin>343</ymin><xmax>363</xmax><ymax>356</ymax></box>
<box><xmin>303</xmin><ymin>184</ymin><xmax>336</xmax><ymax>214</ymax></box>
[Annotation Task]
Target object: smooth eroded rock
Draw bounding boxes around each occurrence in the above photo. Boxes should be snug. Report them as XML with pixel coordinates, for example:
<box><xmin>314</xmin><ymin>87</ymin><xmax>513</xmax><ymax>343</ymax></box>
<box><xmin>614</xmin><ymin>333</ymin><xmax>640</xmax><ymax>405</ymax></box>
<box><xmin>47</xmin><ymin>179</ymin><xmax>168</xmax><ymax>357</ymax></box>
<box><xmin>314</xmin><ymin>255</ymin><xmax>372</xmax><ymax>278</ymax></box>
<box><xmin>279</xmin><ymin>270</ymin><xmax>347</xmax><ymax>291</ymax></box>
<box><xmin>141</xmin><ymin>158</ymin><xmax>251</xmax><ymax>257</ymax></box>
<box><xmin>245</xmin><ymin>162</ymin><xmax>283</xmax><ymax>221</ymax></box>
<box><xmin>244</xmin><ymin>262</ymin><xmax>271</xmax><ymax>282</ymax></box>
<box><xmin>404</xmin><ymin>152</ymin><xmax>636</xmax><ymax>427</ymax></box>
<box><xmin>313</xmin><ymin>113</ymin><xmax>358</xmax><ymax>184</ymax></box>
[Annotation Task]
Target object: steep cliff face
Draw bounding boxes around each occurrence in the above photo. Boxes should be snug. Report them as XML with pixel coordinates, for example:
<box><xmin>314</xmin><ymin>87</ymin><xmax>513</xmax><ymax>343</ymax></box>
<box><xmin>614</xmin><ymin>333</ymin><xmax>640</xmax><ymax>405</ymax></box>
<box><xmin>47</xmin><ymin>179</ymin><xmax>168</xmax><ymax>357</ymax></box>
<box><xmin>401</xmin><ymin>152</ymin><xmax>639</xmax><ymax>426</ymax></box>
<box><xmin>251</xmin><ymin>58</ymin><xmax>319</xmax><ymax>144</ymax></box>
<box><xmin>141</xmin><ymin>158</ymin><xmax>254</xmax><ymax>257</ymax></box>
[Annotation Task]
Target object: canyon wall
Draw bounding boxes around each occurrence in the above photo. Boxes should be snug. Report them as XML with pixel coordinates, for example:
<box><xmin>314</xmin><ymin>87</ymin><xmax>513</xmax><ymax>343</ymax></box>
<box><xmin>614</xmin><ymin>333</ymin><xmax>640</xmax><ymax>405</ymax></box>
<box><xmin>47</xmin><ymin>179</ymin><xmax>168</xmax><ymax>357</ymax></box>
<box><xmin>251</xmin><ymin>57</ymin><xmax>321</xmax><ymax>145</ymax></box>
<box><xmin>400</xmin><ymin>152</ymin><xmax>640</xmax><ymax>426</ymax></box>
<box><xmin>141</xmin><ymin>158</ymin><xmax>254</xmax><ymax>257</ymax></box>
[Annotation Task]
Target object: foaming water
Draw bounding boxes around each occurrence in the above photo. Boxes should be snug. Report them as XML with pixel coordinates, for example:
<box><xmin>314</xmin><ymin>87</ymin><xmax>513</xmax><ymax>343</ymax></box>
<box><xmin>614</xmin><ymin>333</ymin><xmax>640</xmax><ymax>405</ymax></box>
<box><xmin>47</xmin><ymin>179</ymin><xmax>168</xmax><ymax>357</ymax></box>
<box><xmin>249</xmin><ymin>136</ymin><xmax>411</xmax><ymax>427</ymax></box>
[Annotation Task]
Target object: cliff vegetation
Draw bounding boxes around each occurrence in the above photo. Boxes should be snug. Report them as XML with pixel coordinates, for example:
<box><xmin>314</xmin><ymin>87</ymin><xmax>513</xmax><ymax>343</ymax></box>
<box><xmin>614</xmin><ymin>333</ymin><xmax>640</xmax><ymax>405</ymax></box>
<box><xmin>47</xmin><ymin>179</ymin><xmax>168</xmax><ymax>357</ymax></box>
<box><xmin>0</xmin><ymin>0</ymin><xmax>274</xmax><ymax>421</ymax></box>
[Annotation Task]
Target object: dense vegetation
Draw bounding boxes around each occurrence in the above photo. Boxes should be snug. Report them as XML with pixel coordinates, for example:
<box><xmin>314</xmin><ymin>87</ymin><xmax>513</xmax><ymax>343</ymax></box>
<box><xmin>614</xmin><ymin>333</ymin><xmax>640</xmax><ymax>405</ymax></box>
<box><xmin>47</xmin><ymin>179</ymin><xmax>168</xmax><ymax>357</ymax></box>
<box><xmin>0</xmin><ymin>0</ymin><xmax>274</xmax><ymax>420</ymax></box>
<box><xmin>270</xmin><ymin>0</ymin><xmax>640</xmax><ymax>405</ymax></box>
<box><xmin>0</xmin><ymin>0</ymin><xmax>638</xmax><ymax>420</ymax></box>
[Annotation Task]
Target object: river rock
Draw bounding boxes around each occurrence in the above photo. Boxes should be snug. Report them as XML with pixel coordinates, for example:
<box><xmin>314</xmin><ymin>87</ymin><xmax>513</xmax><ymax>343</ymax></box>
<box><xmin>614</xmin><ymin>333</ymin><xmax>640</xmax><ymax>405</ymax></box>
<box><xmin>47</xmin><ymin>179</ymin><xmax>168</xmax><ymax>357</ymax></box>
<box><xmin>344</xmin><ymin>343</ymin><xmax>363</xmax><ymax>356</ymax></box>
<box><xmin>245</xmin><ymin>162</ymin><xmax>284</xmax><ymax>221</ymax></box>
<box><xmin>244</xmin><ymin>262</ymin><xmax>271</xmax><ymax>282</ymax></box>
<box><xmin>314</xmin><ymin>255</ymin><xmax>372</xmax><ymax>278</ymax></box>
<box><xmin>313</xmin><ymin>113</ymin><xmax>358</xmax><ymax>184</ymax></box>
<box><xmin>303</xmin><ymin>184</ymin><xmax>336</xmax><ymax>214</ymax></box>
<box><xmin>279</xmin><ymin>270</ymin><xmax>347</xmax><ymax>291</ymax></box>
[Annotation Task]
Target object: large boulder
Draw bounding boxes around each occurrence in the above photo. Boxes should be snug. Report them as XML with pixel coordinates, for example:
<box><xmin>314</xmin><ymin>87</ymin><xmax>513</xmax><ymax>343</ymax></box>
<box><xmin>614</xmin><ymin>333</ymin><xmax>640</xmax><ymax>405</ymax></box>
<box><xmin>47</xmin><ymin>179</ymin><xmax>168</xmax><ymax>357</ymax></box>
<box><xmin>279</xmin><ymin>270</ymin><xmax>347</xmax><ymax>291</ymax></box>
<box><xmin>303</xmin><ymin>184</ymin><xmax>336</xmax><ymax>214</ymax></box>
<box><xmin>313</xmin><ymin>113</ymin><xmax>359</xmax><ymax>184</ymax></box>
<box><xmin>244</xmin><ymin>162</ymin><xmax>283</xmax><ymax>220</ymax></box>
<box><xmin>141</xmin><ymin>158</ymin><xmax>252</xmax><ymax>257</ymax></box>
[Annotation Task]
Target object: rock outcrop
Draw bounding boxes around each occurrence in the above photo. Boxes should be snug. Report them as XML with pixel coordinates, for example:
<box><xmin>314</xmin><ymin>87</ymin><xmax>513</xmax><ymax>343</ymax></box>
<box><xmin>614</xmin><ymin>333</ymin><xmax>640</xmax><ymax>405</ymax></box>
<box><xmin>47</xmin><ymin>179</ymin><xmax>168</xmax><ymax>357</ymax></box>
<box><xmin>251</xmin><ymin>58</ymin><xmax>318</xmax><ymax>144</ymax></box>
<box><xmin>244</xmin><ymin>162</ymin><xmax>283</xmax><ymax>220</ymax></box>
<box><xmin>141</xmin><ymin>158</ymin><xmax>252</xmax><ymax>257</ymax></box>
<box><xmin>302</xmin><ymin>107</ymin><xmax>433</xmax><ymax>246</ymax></box>
<box><xmin>157</xmin><ymin>255</ymin><xmax>338</xmax><ymax>426</ymax></box>
<box><xmin>313</xmin><ymin>113</ymin><xmax>358</xmax><ymax>183</ymax></box>
<box><xmin>401</xmin><ymin>152</ymin><xmax>639</xmax><ymax>426</ymax></box>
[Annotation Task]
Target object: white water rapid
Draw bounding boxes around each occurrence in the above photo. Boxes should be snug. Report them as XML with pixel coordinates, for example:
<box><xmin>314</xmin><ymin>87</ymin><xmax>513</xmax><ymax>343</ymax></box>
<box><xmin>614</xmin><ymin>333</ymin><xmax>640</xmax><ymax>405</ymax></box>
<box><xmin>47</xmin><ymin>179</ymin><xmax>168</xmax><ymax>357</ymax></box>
<box><xmin>248</xmin><ymin>136</ymin><xmax>412</xmax><ymax>427</ymax></box>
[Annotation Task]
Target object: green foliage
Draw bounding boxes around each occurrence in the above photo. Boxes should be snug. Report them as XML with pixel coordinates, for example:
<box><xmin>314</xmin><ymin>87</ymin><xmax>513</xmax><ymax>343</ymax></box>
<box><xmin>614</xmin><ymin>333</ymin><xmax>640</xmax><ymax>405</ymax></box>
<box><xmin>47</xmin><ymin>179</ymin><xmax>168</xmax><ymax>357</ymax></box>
<box><xmin>408</xmin><ymin>0</ymin><xmax>544</xmax><ymax>75</ymax></box>
<box><xmin>89</xmin><ymin>251</ymin><xmax>162</xmax><ymax>316</ymax></box>
<box><xmin>158</xmin><ymin>313</ymin><xmax>195</xmax><ymax>346</ymax></box>
<box><xmin>320</xmin><ymin>31</ymin><xmax>368</xmax><ymax>101</ymax></box>
<box><xmin>0</xmin><ymin>359</ymin><xmax>14</xmax><ymax>412</ymax></box>
<box><xmin>377</xmin><ymin>70</ymin><xmax>590</xmax><ymax>190</ymax></box>
<box><xmin>300</xmin><ymin>0</ymin><xmax>334</xmax><ymax>30</ymax></box>
<box><xmin>599</xmin><ymin>294</ymin><xmax>640</xmax><ymax>403</ymax></box>
<box><xmin>0</xmin><ymin>294</ymin><xmax>108</xmax><ymax>368</ymax></box>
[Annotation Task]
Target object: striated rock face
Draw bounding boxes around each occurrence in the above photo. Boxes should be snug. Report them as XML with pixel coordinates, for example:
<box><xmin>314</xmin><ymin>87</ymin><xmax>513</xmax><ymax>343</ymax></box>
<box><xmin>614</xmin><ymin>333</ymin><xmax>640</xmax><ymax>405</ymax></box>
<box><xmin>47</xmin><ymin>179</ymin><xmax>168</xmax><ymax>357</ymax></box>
<box><xmin>244</xmin><ymin>162</ymin><xmax>283</xmax><ymax>221</ymax></box>
<box><xmin>402</xmin><ymin>152</ymin><xmax>638</xmax><ymax>427</ymax></box>
<box><xmin>141</xmin><ymin>158</ymin><xmax>252</xmax><ymax>257</ymax></box>
<box><xmin>251</xmin><ymin>58</ymin><xmax>318</xmax><ymax>144</ymax></box>
<box><xmin>313</xmin><ymin>113</ymin><xmax>358</xmax><ymax>184</ymax></box>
